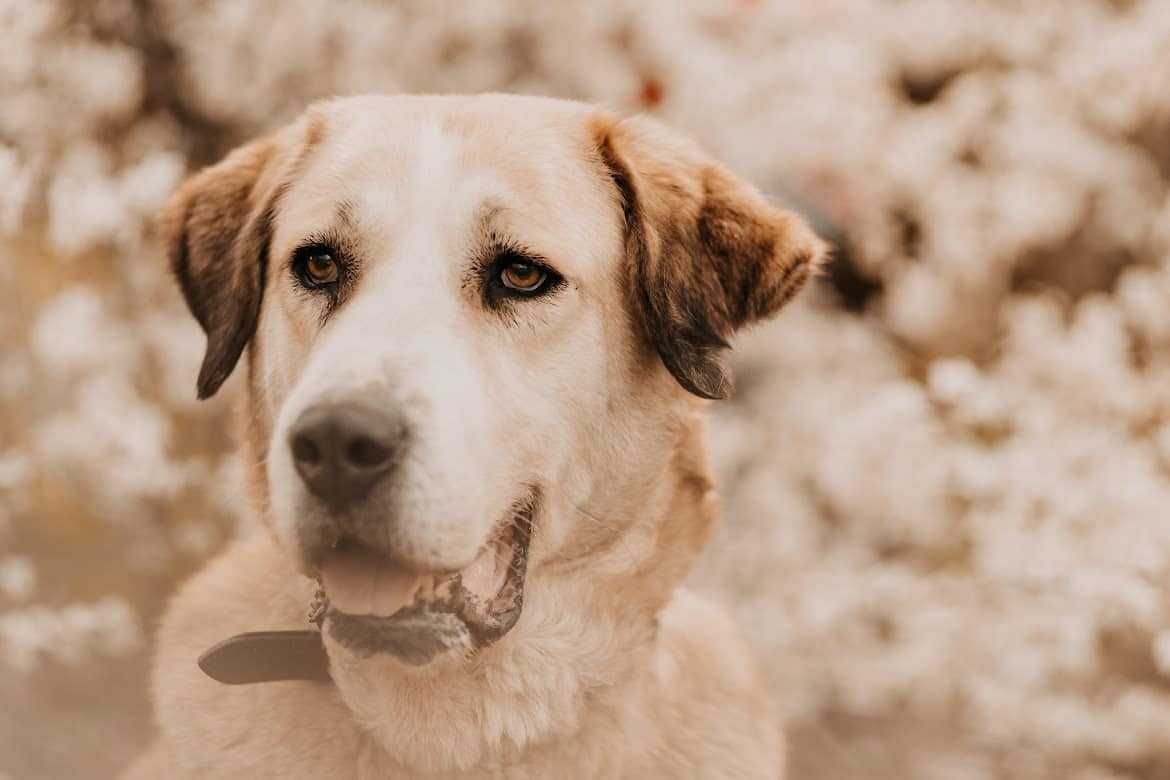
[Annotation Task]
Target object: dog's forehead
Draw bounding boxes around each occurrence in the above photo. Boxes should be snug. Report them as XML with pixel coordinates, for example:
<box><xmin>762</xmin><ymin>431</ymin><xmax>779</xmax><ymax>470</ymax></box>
<box><xmin>274</xmin><ymin>95</ymin><xmax>620</xmax><ymax>275</ymax></box>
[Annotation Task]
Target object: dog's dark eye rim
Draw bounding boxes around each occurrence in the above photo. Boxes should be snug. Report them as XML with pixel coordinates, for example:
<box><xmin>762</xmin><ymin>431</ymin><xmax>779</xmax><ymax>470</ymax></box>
<box><xmin>291</xmin><ymin>243</ymin><xmax>343</xmax><ymax>290</ymax></box>
<box><xmin>487</xmin><ymin>252</ymin><xmax>562</xmax><ymax>301</ymax></box>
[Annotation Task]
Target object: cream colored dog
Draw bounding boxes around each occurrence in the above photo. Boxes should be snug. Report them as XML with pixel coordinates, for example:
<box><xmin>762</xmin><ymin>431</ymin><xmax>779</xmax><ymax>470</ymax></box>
<box><xmin>126</xmin><ymin>94</ymin><xmax>824</xmax><ymax>779</ymax></box>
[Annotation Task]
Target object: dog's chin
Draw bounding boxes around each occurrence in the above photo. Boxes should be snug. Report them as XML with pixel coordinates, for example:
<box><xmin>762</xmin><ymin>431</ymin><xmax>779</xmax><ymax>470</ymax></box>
<box><xmin>316</xmin><ymin>498</ymin><xmax>534</xmax><ymax>667</ymax></box>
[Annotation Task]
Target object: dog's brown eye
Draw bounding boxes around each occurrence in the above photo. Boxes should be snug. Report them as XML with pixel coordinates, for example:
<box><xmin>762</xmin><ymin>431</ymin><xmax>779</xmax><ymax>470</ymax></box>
<box><xmin>485</xmin><ymin>252</ymin><xmax>562</xmax><ymax>307</ymax></box>
<box><xmin>499</xmin><ymin>262</ymin><xmax>546</xmax><ymax>292</ymax></box>
<box><xmin>305</xmin><ymin>252</ymin><xmax>338</xmax><ymax>285</ymax></box>
<box><xmin>294</xmin><ymin>245</ymin><xmax>342</xmax><ymax>290</ymax></box>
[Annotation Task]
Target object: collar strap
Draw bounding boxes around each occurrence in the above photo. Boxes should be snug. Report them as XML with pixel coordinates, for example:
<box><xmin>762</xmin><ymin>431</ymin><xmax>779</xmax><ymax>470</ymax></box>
<box><xmin>198</xmin><ymin>630</ymin><xmax>331</xmax><ymax>685</ymax></box>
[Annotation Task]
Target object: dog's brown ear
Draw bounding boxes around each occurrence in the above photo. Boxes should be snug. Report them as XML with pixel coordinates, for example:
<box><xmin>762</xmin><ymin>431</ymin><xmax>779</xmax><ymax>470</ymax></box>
<box><xmin>161</xmin><ymin>137</ymin><xmax>284</xmax><ymax>400</ymax></box>
<box><xmin>594</xmin><ymin>115</ymin><xmax>826</xmax><ymax>399</ymax></box>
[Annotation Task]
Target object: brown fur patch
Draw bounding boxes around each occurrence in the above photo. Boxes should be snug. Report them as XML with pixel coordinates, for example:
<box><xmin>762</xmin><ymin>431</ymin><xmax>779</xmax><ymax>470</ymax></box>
<box><xmin>242</xmin><ymin>342</ymin><xmax>273</xmax><ymax>523</ymax></box>
<box><xmin>593</xmin><ymin>114</ymin><xmax>827</xmax><ymax>399</ymax></box>
<box><xmin>162</xmin><ymin>138</ymin><xmax>284</xmax><ymax>399</ymax></box>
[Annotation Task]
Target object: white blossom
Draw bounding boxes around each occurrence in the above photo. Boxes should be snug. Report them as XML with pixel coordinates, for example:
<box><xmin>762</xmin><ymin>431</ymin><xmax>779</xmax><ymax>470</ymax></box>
<box><xmin>5</xmin><ymin>1</ymin><xmax>1170</xmax><ymax>776</ymax></box>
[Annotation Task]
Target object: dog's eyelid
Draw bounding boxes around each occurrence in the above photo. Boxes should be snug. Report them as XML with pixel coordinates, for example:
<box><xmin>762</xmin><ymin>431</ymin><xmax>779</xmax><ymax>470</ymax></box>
<box><xmin>494</xmin><ymin>243</ymin><xmax>566</xmax><ymax>281</ymax></box>
<box><xmin>290</xmin><ymin>236</ymin><xmax>343</xmax><ymax>264</ymax></box>
<box><xmin>492</xmin><ymin>251</ymin><xmax>562</xmax><ymax>284</ymax></box>
<box><xmin>489</xmin><ymin>238</ymin><xmax>541</xmax><ymax>264</ymax></box>
<box><xmin>479</xmin><ymin>226</ymin><xmax>553</xmax><ymax>269</ymax></box>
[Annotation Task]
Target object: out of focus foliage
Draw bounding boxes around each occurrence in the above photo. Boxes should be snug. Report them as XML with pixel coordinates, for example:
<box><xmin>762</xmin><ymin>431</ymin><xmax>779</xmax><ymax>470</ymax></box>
<box><xmin>2</xmin><ymin>1</ymin><xmax>1169</xmax><ymax>778</ymax></box>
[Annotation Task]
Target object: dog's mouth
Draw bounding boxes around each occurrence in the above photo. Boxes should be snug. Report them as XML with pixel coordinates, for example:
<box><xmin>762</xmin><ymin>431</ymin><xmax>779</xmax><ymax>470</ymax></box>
<box><xmin>315</xmin><ymin>496</ymin><xmax>534</xmax><ymax>666</ymax></box>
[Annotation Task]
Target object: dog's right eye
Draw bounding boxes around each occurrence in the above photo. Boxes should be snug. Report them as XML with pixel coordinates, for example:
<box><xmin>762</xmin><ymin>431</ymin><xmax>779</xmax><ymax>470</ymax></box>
<box><xmin>293</xmin><ymin>245</ymin><xmax>341</xmax><ymax>290</ymax></box>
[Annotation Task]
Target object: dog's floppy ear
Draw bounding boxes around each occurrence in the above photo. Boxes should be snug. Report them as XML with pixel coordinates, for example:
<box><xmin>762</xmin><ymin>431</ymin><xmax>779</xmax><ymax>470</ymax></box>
<box><xmin>161</xmin><ymin>137</ymin><xmax>284</xmax><ymax>400</ymax></box>
<box><xmin>593</xmin><ymin>115</ymin><xmax>826</xmax><ymax>399</ymax></box>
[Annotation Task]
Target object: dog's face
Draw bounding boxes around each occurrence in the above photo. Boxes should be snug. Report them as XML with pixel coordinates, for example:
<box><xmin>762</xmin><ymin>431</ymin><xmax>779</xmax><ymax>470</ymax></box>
<box><xmin>164</xmin><ymin>95</ymin><xmax>823</xmax><ymax>664</ymax></box>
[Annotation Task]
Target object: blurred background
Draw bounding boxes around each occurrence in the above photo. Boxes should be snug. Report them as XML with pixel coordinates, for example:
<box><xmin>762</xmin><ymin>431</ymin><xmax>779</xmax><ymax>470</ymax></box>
<box><xmin>2</xmin><ymin>1</ymin><xmax>1169</xmax><ymax>777</ymax></box>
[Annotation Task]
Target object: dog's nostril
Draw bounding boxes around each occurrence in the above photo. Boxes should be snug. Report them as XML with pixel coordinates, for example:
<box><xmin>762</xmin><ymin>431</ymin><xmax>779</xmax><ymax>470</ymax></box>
<box><xmin>291</xmin><ymin>434</ymin><xmax>322</xmax><ymax>466</ymax></box>
<box><xmin>346</xmin><ymin>436</ymin><xmax>391</xmax><ymax>469</ymax></box>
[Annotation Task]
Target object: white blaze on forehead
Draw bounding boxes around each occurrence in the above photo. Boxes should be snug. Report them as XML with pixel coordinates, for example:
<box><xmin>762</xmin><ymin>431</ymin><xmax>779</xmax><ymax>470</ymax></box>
<box><xmin>349</xmin><ymin>122</ymin><xmax>460</xmax><ymax>233</ymax></box>
<box><xmin>405</xmin><ymin>122</ymin><xmax>458</xmax><ymax>215</ymax></box>
<box><xmin>282</xmin><ymin>121</ymin><xmax>506</xmax><ymax>406</ymax></box>
<box><xmin>353</xmin><ymin>120</ymin><xmax>510</xmax><ymax>246</ymax></box>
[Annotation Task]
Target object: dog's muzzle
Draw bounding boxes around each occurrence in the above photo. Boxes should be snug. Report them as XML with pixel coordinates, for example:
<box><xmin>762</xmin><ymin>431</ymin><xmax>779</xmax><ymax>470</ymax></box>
<box><xmin>279</xmin><ymin>398</ymin><xmax>537</xmax><ymax>666</ymax></box>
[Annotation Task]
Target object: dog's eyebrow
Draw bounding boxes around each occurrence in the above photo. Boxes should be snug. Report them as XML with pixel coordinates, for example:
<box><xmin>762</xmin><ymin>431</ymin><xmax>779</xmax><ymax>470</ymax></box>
<box><xmin>334</xmin><ymin>199</ymin><xmax>358</xmax><ymax>228</ymax></box>
<box><xmin>471</xmin><ymin>201</ymin><xmax>554</xmax><ymax>268</ymax></box>
<box><xmin>474</xmin><ymin>201</ymin><xmax>509</xmax><ymax>237</ymax></box>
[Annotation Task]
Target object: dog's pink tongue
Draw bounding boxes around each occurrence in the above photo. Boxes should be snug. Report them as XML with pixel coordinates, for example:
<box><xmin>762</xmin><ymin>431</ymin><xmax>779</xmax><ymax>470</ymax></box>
<box><xmin>320</xmin><ymin>548</ymin><xmax>421</xmax><ymax>617</ymax></box>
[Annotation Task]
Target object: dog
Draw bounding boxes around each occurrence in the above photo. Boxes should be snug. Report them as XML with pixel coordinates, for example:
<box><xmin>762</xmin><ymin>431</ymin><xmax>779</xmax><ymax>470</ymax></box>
<box><xmin>125</xmin><ymin>94</ymin><xmax>824</xmax><ymax>778</ymax></box>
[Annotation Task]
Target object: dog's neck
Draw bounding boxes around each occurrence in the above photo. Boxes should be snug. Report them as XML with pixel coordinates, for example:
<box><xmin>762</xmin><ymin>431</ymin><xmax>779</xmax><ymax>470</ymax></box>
<box><xmin>322</xmin><ymin>573</ymin><xmax>658</xmax><ymax>772</ymax></box>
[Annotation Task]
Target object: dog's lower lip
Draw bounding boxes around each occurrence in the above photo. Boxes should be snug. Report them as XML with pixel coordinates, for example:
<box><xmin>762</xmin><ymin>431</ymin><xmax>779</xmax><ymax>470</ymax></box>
<box><xmin>318</xmin><ymin>495</ymin><xmax>535</xmax><ymax>663</ymax></box>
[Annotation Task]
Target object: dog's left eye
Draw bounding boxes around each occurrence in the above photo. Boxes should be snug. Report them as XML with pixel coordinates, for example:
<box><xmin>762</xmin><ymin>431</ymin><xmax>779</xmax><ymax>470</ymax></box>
<box><xmin>488</xmin><ymin>254</ymin><xmax>560</xmax><ymax>302</ymax></box>
<box><xmin>499</xmin><ymin>261</ymin><xmax>547</xmax><ymax>292</ymax></box>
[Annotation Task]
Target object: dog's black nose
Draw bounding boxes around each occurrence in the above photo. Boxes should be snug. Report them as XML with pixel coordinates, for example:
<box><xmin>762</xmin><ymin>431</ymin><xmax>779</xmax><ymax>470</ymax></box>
<box><xmin>289</xmin><ymin>402</ymin><xmax>403</xmax><ymax>506</ymax></box>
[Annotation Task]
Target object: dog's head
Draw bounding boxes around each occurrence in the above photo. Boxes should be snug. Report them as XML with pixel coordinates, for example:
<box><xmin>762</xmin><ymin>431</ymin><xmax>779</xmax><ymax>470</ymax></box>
<box><xmin>163</xmin><ymin>95</ymin><xmax>823</xmax><ymax>665</ymax></box>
